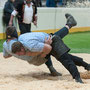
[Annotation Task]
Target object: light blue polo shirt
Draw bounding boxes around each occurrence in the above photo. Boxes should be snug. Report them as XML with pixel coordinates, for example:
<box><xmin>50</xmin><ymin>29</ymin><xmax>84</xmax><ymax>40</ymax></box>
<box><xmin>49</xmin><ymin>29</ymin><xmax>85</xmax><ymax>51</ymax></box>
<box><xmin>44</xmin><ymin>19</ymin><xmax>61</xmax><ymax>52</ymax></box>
<box><xmin>3</xmin><ymin>39</ymin><xmax>18</xmax><ymax>57</ymax></box>
<box><xmin>18</xmin><ymin>32</ymin><xmax>50</xmax><ymax>52</ymax></box>
<box><xmin>3</xmin><ymin>39</ymin><xmax>33</xmax><ymax>61</ymax></box>
<box><xmin>3</xmin><ymin>38</ymin><xmax>48</xmax><ymax>65</ymax></box>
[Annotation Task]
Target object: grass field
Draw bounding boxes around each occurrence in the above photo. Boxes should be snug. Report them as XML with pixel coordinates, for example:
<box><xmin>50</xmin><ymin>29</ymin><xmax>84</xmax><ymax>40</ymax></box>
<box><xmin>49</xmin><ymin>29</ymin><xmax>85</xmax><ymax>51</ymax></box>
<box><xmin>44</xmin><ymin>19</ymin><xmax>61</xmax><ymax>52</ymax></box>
<box><xmin>0</xmin><ymin>39</ymin><xmax>5</xmax><ymax>52</ymax></box>
<box><xmin>63</xmin><ymin>31</ymin><xmax>90</xmax><ymax>53</ymax></box>
<box><xmin>0</xmin><ymin>31</ymin><xmax>90</xmax><ymax>53</ymax></box>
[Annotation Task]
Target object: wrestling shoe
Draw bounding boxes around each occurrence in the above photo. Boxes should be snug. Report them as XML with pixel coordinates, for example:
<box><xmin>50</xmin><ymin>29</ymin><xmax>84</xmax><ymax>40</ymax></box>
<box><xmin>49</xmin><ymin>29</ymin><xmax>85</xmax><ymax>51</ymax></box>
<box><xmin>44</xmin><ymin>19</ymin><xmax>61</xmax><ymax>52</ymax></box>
<box><xmin>75</xmin><ymin>77</ymin><xmax>84</xmax><ymax>83</ymax></box>
<box><xmin>51</xmin><ymin>71</ymin><xmax>62</xmax><ymax>76</ymax></box>
<box><xmin>65</xmin><ymin>13</ymin><xmax>77</xmax><ymax>28</ymax></box>
<box><xmin>85</xmin><ymin>64</ymin><xmax>90</xmax><ymax>71</ymax></box>
<box><xmin>49</xmin><ymin>66</ymin><xmax>62</xmax><ymax>76</ymax></box>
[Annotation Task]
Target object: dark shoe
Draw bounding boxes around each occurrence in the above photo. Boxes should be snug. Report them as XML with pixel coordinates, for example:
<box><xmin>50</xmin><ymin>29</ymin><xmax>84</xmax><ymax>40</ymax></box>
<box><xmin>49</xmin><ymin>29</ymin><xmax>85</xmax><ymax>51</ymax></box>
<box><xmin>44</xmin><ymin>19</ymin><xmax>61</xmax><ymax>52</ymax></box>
<box><xmin>65</xmin><ymin>13</ymin><xmax>77</xmax><ymax>28</ymax></box>
<box><xmin>51</xmin><ymin>71</ymin><xmax>62</xmax><ymax>76</ymax></box>
<box><xmin>75</xmin><ymin>77</ymin><xmax>84</xmax><ymax>83</ymax></box>
<box><xmin>49</xmin><ymin>66</ymin><xmax>62</xmax><ymax>76</ymax></box>
<box><xmin>85</xmin><ymin>64</ymin><xmax>90</xmax><ymax>71</ymax></box>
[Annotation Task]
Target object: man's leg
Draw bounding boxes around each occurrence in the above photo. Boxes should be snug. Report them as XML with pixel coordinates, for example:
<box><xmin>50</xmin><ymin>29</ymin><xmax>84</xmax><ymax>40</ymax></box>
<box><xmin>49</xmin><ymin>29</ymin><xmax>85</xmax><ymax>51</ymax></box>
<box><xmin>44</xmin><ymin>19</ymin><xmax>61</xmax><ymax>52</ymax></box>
<box><xmin>45</xmin><ymin>57</ymin><xmax>62</xmax><ymax>76</ymax></box>
<box><xmin>45</xmin><ymin>13</ymin><xmax>77</xmax><ymax>76</ymax></box>
<box><xmin>68</xmin><ymin>54</ymin><xmax>90</xmax><ymax>71</ymax></box>
<box><xmin>58</xmin><ymin>53</ymin><xmax>83</xmax><ymax>83</ymax></box>
<box><xmin>26</xmin><ymin>24</ymin><xmax>31</xmax><ymax>32</ymax></box>
<box><xmin>45</xmin><ymin>27</ymin><xmax>69</xmax><ymax>76</ymax></box>
<box><xmin>54</xmin><ymin>13</ymin><xmax>77</xmax><ymax>39</ymax></box>
<box><xmin>54</xmin><ymin>27</ymin><xmax>69</xmax><ymax>39</ymax></box>
<box><xmin>50</xmin><ymin>36</ymin><xmax>83</xmax><ymax>83</ymax></box>
<box><xmin>19</xmin><ymin>23</ymin><xmax>27</xmax><ymax>34</ymax></box>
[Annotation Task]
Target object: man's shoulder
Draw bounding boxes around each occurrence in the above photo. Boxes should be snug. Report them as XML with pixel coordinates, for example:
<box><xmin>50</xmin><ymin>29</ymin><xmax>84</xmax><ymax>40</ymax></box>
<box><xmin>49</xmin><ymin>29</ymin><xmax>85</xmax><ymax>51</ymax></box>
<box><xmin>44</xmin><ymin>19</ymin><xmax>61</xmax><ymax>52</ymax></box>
<box><xmin>3</xmin><ymin>41</ymin><xmax>7</xmax><ymax>46</ymax></box>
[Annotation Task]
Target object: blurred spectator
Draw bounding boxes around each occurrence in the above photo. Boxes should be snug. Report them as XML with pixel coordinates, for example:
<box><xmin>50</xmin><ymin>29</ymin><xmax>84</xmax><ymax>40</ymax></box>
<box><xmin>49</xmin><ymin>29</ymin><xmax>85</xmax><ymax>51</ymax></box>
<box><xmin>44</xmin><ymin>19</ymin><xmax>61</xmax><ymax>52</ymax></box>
<box><xmin>33</xmin><ymin>0</ymin><xmax>42</xmax><ymax>7</ymax></box>
<box><xmin>9</xmin><ymin>0</ymin><xmax>37</xmax><ymax>34</ymax></box>
<box><xmin>59</xmin><ymin>0</ymin><xmax>63</xmax><ymax>6</ymax></box>
<box><xmin>55</xmin><ymin>0</ymin><xmax>67</xmax><ymax>7</ymax></box>
<box><xmin>72</xmin><ymin>0</ymin><xmax>76</xmax><ymax>2</ymax></box>
<box><xmin>2</xmin><ymin>0</ymin><xmax>15</xmax><ymax>26</ymax></box>
<box><xmin>46</xmin><ymin>0</ymin><xmax>56</xmax><ymax>7</ymax></box>
<box><xmin>63</xmin><ymin>0</ymin><xmax>67</xmax><ymax>6</ymax></box>
<box><xmin>67</xmin><ymin>0</ymin><xmax>76</xmax><ymax>3</ymax></box>
<box><xmin>57</xmin><ymin>0</ymin><xmax>63</xmax><ymax>6</ymax></box>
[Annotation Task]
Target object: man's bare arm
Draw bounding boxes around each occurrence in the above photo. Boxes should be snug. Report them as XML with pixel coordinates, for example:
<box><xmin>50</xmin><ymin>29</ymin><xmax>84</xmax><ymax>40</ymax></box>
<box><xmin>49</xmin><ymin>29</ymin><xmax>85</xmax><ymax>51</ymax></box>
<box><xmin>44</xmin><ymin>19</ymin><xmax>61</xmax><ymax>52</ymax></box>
<box><xmin>26</xmin><ymin>44</ymin><xmax>52</xmax><ymax>57</ymax></box>
<box><xmin>40</xmin><ymin>44</ymin><xmax>52</xmax><ymax>57</ymax></box>
<box><xmin>9</xmin><ymin>10</ymin><xmax>18</xmax><ymax>26</ymax></box>
<box><xmin>9</xmin><ymin>15</ymin><xmax>14</xmax><ymax>26</ymax></box>
<box><xmin>26</xmin><ymin>51</ymin><xmax>42</xmax><ymax>56</ymax></box>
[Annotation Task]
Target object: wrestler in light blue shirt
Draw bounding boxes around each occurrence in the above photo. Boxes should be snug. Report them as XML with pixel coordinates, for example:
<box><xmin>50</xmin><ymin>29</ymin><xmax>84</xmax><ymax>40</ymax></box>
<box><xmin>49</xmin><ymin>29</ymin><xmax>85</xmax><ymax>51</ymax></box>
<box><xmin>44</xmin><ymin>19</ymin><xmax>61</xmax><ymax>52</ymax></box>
<box><xmin>3</xmin><ymin>38</ymin><xmax>47</xmax><ymax>65</ymax></box>
<box><xmin>18</xmin><ymin>32</ymin><xmax>50</xmax><ymax>52</ymax></box>
<box><xmin>3</xmin><ymin>39</ymin><xmax>33</xmax><ymax>61</ymax></box>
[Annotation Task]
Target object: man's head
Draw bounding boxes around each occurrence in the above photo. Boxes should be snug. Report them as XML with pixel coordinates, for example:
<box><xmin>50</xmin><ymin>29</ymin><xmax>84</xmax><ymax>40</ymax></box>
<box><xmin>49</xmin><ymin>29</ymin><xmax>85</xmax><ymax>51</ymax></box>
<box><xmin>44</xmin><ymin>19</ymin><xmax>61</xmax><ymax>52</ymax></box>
<box><xmin>11</xmin><ymin>0</ymin><xmax>15</xmax><ymax>2</ymax></box>
<box><xmin>26</xmin><ymin>0</ymin><xmax>32</xmax><ymax>4</ymax></box>
<box><xmin>12</xmin><ymin>41</ymin><xmax>26</xmax><ymax>56</ymax></box>
<box><xmin>6</xmin><ymin>26</ymin><xmax>18</xmax><ymax>39</ymax></box>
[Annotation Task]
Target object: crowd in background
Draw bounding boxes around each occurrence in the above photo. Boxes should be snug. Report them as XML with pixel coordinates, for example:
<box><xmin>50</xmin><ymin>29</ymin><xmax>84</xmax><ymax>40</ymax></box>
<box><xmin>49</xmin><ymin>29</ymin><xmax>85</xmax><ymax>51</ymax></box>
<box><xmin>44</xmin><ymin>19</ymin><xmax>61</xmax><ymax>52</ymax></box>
<box><xmin>2</xmin><ymin>0</ymin><xmax>90</xmax><ymax>32</ymax></box>
<box><xmin>0</xmin><ymin>0</ymin><xmax>90</xmax><ymax>8</ymax></box>
<box><xmin>2</xmin><ymin>0</ymin><xmax>90</xmax><ymax>29</ymax></box>
<box><xmin>34</xmin><ymin>0</ymin><xmax>90</xmax><ymax>7</ymax></box>
<box><xmin>30</xmin><ymin>0</ymin><xmax>90</xmax><ymax>7</ymax></box>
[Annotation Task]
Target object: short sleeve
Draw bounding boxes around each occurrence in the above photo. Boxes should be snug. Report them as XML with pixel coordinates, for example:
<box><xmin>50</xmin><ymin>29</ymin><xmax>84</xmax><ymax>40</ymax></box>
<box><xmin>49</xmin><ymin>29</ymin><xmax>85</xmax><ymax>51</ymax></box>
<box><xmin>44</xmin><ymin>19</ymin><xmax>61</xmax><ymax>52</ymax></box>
<box><xmin>11</xmin><ymin>10</ymin><xmax>18</xmax><ymax>16</ymax></box>
<box><xmin>3</xmin><ymin>48</ymin><xmax>10</xmax><ymax>57</ymax></box>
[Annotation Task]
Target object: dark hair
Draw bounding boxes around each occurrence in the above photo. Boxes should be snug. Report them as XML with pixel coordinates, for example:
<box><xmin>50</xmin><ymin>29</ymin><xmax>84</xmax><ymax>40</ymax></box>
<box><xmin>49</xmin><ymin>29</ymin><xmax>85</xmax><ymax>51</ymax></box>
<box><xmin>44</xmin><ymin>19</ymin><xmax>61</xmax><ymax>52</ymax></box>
<box><xmin>12</xmin><ymin>41</ymin><xmax>23</xmax><ymax>53</ymax></box>
<box><xmin>6</xmin><ymin>26</ymin><xmax>18</xmax><ymax>39</ymax></box>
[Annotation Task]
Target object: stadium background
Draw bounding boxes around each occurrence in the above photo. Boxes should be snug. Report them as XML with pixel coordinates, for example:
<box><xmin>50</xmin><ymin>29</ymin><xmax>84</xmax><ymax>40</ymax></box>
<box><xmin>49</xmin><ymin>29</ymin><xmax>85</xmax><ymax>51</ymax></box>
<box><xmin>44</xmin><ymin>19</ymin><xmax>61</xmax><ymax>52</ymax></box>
<box><xmin>0</xmin><ymin>1</ymin><xmax>90</xmax><ymax>89</ymax></box>
<box><xmin>0</xmin><ymin>7</ymin><xmax>90</xmax><ymax>39</ymax></box>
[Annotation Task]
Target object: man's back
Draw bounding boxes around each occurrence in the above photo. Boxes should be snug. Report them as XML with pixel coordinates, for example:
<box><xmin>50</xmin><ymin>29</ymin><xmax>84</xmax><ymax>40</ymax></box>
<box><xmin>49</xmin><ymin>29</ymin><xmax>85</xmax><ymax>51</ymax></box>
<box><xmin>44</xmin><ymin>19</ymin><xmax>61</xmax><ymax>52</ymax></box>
<box><xmin>18</xmin><ymin>32</ymin><xmax>49</xmax><ymax>43</ymax></box>
<box><xmin>18</xmin><ymin>32</ymin><xmax>50</xmax><ymax>52</ymax></box>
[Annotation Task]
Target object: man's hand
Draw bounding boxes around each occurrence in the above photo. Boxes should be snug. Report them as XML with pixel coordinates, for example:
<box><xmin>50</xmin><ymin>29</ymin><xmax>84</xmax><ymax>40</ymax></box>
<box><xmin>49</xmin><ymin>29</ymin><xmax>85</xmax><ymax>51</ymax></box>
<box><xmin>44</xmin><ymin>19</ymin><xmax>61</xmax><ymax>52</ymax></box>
<box><xmin>33</xmin><ymin>21</ymin><xmax>37</xmax><ymax>26</ymax></box>
<box><xmin>45</xmin><ymin>36</ymin><xmax>52</xmax><ymax>45</ymax></box>
<box><xmin>9</xmin><ymin>21</ymin><xmax>13</xmax><ymax>26</ymax></box>
<box><xmin>33</xmin><ymin>15</ymin><xmax>37</xmax><ymax>26</ymax></box>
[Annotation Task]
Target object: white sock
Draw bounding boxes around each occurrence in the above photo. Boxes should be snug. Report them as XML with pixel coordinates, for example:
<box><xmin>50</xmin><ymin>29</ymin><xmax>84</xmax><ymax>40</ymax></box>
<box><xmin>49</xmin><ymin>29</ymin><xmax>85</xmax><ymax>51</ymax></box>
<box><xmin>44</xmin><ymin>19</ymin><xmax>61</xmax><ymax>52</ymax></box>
<box><xmin>65</xmin><ymin>25</ymin><xmax>70</xmax><ymax>30</ymax></box>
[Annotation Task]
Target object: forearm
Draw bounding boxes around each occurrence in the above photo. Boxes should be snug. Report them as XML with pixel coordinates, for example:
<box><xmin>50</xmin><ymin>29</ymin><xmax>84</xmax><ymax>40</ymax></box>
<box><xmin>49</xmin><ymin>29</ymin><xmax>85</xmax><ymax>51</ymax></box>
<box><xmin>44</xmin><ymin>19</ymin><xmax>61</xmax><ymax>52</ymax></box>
<box><xmin>9</xmin><ymin>10</ymin><xmax>18</xmax><ymax>25</ymax></box>
<box><xmin>26</xmin><ymin>51</ymin><xmax>42</xmax><ymax>56</ymax></box>
<box><xmin>34</xmin><ymin>15</ymin><xmax>37</xmax><ymax>22</ymax></box>
<box><xmin>26</xmin><ymin>43</ymin><xmax>52</xmax><ymax>57</ymax></box>
<box><xmin>40</xmin><ymin>53</ymin><xmax>47</xmax><ymax>58</ymax></box>
<box><xmin>9</xmin><ymin>15</ymin><xmax>14</xmax><ymax>23</ymax></box>
<box><xmin>33</xmin><ymin>15</ymin><xmax>37</xmax><ymax>25</ymax></box>
<box><xmin>42</xmin><ymin>44</ymin><xmax>52</xmax><ymax>55</ymax></box>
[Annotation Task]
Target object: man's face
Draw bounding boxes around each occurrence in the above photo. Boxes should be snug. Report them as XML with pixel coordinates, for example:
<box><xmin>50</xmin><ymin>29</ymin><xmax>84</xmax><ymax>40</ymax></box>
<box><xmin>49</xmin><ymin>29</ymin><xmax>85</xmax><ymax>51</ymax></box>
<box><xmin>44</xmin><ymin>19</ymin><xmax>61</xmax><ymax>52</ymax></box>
<box><xmin>26</xmin><ymin>0</ymin><xmax>31</xmax><ymax>4</ymax></box>
<box><xmin>11</xmin><ymin>0</ymin><xmax>15</xmax><ymax>2</ymax></box>
<box><xmin>15</xmin><ymin>47</ymin><xmax>26</xmax><ymax>56</ymax></box>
